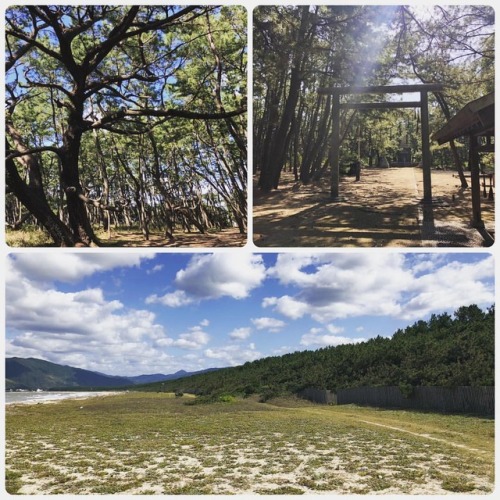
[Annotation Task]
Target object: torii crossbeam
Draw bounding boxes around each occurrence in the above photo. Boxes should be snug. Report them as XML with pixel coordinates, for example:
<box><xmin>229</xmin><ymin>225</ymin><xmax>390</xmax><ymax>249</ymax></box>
<box><xmin>317</xmin><ymin>84</ymin><xmax>445</xmax><ymax>203</ymax></box>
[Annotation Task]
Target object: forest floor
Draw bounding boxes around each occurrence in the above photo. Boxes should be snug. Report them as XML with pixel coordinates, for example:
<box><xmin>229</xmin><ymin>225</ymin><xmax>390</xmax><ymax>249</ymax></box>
<box><xmin>98</xmin><ymin>227</ymin><xmax>247</xmax><ymax>248</ymax></box>
<box><xmin>253</xmin><ymin>167</ymin><xmax>495</xmax><ymax>247</ymax></box>
<box><xmin>6</xmin><ymin>227</ymin><xmax>247</xmax><ymax>248</ymax></box>
<box><xmin>5</xmin><ymin>392</ymin><xmax>494</xmax><ymax>495</ymax></box>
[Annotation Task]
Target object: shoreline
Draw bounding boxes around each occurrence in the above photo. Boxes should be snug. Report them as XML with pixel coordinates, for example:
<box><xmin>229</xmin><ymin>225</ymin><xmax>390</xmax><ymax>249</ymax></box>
<box><xmin>5</xmin><ymin>390</ymin><xmax>124</xmax><ymax>406</ymax></box>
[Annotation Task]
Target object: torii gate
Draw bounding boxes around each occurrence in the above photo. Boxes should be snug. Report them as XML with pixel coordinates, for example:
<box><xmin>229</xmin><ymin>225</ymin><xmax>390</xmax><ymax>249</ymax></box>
<box><xmin>317</xmin><ymin>83</ymin><xmax>445</xmax><ymax>203</ymax></box>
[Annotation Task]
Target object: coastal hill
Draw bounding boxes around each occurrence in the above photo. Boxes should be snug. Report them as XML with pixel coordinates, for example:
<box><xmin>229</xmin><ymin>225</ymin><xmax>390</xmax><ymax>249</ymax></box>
<box><xmin>5</xmin><ymin>357</ymin><xmax>217</xmax><ymax>391</ymax></box>
<box><xmin>139</xmin><ymin>305</ymin><xmax>494</xmax><ymax>399</ymax></box>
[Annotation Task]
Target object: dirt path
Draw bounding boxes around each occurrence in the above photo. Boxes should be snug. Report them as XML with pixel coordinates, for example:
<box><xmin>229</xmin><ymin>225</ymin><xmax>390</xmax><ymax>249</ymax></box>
<box><xmin>253</xmin><ymin>168</ymin><xmax>494</xmax><ymax>247</ymax></box>
<box><xmin>358</xmin><ymin>420</ymin><xmax>489</xmax><ymax>455</ymax></box>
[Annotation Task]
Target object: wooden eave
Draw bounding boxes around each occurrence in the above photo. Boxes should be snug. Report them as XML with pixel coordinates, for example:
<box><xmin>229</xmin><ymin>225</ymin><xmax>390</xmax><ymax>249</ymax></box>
<box><xmin>433</xmin><ymin>92</ymin><xmax>495</xmax><ymax>145</ymax></box>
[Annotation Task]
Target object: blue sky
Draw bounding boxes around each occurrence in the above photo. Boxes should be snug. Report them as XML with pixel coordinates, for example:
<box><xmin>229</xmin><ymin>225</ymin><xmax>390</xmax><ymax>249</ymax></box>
<box><xmin>5</xmin><ymin>252</ymin><xmax>494</xmax><ymax>377</ymax></box>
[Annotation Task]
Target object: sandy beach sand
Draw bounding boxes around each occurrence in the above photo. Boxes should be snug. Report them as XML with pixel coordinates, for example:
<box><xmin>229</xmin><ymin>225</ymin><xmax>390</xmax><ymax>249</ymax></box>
<box><xmin>5</xmin><ymin>393</ymin><xmax>494</xmax><ymax>495</ymax></box>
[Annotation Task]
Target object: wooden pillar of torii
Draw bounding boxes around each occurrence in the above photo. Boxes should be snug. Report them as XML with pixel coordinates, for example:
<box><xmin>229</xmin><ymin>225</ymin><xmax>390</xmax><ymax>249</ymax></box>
<box><xmin>318</xmin><ymin>84</ymin><xmax>445</xmax><ymax>202</ymax></box>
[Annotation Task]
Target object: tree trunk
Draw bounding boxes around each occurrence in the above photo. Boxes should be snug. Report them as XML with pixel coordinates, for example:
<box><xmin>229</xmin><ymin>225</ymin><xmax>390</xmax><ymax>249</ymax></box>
<box><xmin>148</xmin><ymin>131</ymin><xmax>176</xmax><ymax>241</ymax></box>
<box><xmin>113</xmin><ymin>140</ymin><xmax>150</xmax><ymax>240</ymax></box>
<box><xmin>136</xmin><ymin>193</ymin><xmax>150</xmax><ymax>240</ymax></box>
<box><xmin>6</xmin><ymin>146</ymin><xmax>76</xmax><ymax>246</ymax></box>
<box><xmin>258</xmin><ymin>5</ymin><xmax>311</xmax><ymax>191</ymax></box>
<box><xmin>256</xmin><ymin>85</ymin><xmax>282</xmax><ymax>185</ymax></box>
<box><xmin>137</xmin><ymin>145</ymin><xmax>150</xmax><ymax>241</ymax></box>
<box><xmin>300</xmin><ymin>94</ymin><xmax>332</xmax><ymax>183</ymax></box>
<box><xmin>60</xmin><ymin>112</ymin><xmax>98</xmax><ymax>246</ymax></box>
<box><xmin>94</xmin><ymin>130</ymin><xmax>111</xmax><ymax>237</ymax></box>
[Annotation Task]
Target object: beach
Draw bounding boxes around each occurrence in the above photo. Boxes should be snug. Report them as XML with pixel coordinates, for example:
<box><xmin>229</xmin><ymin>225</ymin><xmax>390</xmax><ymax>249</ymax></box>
<box><xmin>5</xmin><ymin>390</ymin><xmax>123</xmax><ymax>405</ymax></box>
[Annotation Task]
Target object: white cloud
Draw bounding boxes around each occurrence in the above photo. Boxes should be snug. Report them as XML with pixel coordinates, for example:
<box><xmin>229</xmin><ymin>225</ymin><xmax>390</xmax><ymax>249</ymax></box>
<box><xmin>262</xmin><ymin>295</ymin><xmax>310</xmax><ymax>319</ymax></box>
<box><xmin>263</xmin><ymin>254</ymin><xmax>493</xmax><ymax>323</ymax></box>
<box><xmin>6</xmin><ymin>292</ymin><xmax>173</xmax><ymax>375</ymax></box>
<box><xmin>171</xmin><ymin>325</ymin><xmax>210</xmax><ymax>350</ymax></box>
<box><xmin>9</xmin><ymin>253</ymin><xmax>154</xmax><ymax>283</ymax></box>
<box><xmin>146</xmin><ymin>290</ymin><xmax>193</xmax><ymax>307</ymax></box>
<box><xmin>263</xmin><ymin>253</ymin><xmax>411</xmax><ymax>322</ymax></box>
<box><xmin>204</xmin><ymin>344</ymin><xmax>262</xmax><ymax>366</ymax></box>
<box><xmin>7</xmin><ymin>285</ymin><xmax>123</xmax><ymax>337</ymax></box>
<box><xmin>325</xmin><ymin>324</ymin><xmax>345</xmax><ymax>334</ymax></box>
<box><xmin>251</xmin><ymin>317</ymin><xmax>286</xmax><ymax>332</ymax></box>
<box><xmin>400</xmin><ymin>256</ymin><xmax>494</xmax><ymax>320</ymax></box>
<box><xmin>266</xmin><ymin>253</ymin><xmax>328</xmax><ymax>286</ymax></box>
<box><xmin>5</xmin><ymin>336</ymin><xmax>179</xmax><ymax>377</ymax></box>
<box><xmin>147</xmin><ymin>264</ymin><xmax>164</xmax><ymax>274</ymax></box>
<box><xmin>5</xmin><ymin>256</ymin><xmax>177</xmax><ymax>376</ymax></box>
<box><xmin>5</xmin><ymin>253</ymin><xmax>493</xmax><ymax>377</ymax></box>
<box><xmin>7</xmin><ymin>286</ymin><xmax>166</xmax><ymax>338</ymax></box>
<box><xmin>155</xmin><ymin>337</ymin><xmax>174</xmax><ymax>348</ymax></box>
<box><xmin>410</xmin><ymin>254</ymin><xmax>445</xmax><ymax>275</ymax></box>
<box><xmin>174</xmin><ymin>253</ymin><xmax>266</xmax><ymax>300</ymax></box>
<box><xmin>145</xmin><ymin>253</ymin><xmax>266</xmax><ymax>307</ymax></box>
<box><xmin>300</xmin><ymin>326</ymin><xmax>367</xmax><ymax>347</ymax></box>
<box><xmin>229</xmin><ymin>327</ymin><xmax>252</xmax><ymax>340</ymax></box>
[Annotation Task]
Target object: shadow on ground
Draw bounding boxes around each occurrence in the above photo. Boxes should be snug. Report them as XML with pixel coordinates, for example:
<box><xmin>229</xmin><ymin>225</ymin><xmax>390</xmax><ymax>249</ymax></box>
<box><xmin>99</xmin><ymin>228</ymin><xmax>247</xmax><ymax>248</ymax></box>
<box><xmin>253</xmin><ymin>168</ymin><xmax>494</xmax><ymax>248</ymax></box>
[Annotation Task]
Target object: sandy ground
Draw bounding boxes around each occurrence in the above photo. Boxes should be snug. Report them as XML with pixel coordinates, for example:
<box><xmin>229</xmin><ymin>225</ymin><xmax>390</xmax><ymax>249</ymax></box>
<box><xmin>253</xmin><ymin>167</ymin><xmax>494</xmax><ymax>247</ymax></box>
<box><xmin>99</xmin><ymin>227</ymin><xmax>247</xmax><ymax>247</ymax></box>
<box><xmin>10</xmin><ymin>429</ymin><xmax>493</xmax><ymax>496</ymax></box>
<box><xmin>6</xmin><ymin>395</ymin><xmax>493</xmax><ymax>495</ymax></box>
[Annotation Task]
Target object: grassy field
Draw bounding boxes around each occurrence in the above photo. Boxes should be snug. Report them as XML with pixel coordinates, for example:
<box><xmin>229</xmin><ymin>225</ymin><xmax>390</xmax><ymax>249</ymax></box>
<box><xmin>5</xmin><ymin>392</ymin><xmax>494</xmax><ymax>494</ymax></box>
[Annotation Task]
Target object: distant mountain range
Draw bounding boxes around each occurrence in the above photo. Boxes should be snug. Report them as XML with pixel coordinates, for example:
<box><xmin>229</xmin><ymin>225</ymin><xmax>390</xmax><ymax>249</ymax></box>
<box><xmin>5</xmin><ymin>357</ymin><xmax>218</xmax><ymax>391</ymax></box>
<box><xmin>128</xmin><ymin>370</ymin><xmax>218</xmax><ymax>385</ymax></box>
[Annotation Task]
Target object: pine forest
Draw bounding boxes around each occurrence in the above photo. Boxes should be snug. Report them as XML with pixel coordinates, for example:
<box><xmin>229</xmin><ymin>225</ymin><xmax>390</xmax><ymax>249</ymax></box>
<box><xmin>6</xmin><ymin>5</ymin><xmax>247</xmax><ymax>247</ymax></box>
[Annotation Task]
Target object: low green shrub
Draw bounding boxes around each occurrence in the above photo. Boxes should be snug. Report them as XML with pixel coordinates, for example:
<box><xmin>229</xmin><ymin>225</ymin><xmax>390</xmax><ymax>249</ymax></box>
<box><xmin>184</xmin><ymin>393</ymin><xmax>236</xmax><ymax>405</ymax></box>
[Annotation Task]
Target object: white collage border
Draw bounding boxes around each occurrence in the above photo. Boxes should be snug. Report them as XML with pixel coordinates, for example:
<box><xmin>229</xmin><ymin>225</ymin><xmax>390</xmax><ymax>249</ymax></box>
<box><xmin>0</xmin><ymin>2</ymin><xmax>497</xmax><ymax>498</ymax></box>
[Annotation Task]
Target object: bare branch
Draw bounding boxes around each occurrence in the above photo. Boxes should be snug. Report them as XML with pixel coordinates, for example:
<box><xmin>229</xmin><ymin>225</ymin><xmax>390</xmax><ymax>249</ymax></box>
<box><xmin>6</xmin><ymin>146</ymin><xmax>62</xmax><ymax>161</ymax></box>
<box><xmin>87</xmin><ymin>106</ymin><xmax>247</xmax><ymax>130</ymax></box>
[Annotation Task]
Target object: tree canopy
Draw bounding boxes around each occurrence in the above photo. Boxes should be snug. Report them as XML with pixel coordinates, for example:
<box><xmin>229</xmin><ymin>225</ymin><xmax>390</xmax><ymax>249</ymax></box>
<box><xmin>138</xmin><ymin>305</ymin><xmax>495</xmax><ymax>398</ymax></box>
<box><xmin>6</xmin><ymin>5</ymin><xmax>247</xmax><ymax>246</ymax></box>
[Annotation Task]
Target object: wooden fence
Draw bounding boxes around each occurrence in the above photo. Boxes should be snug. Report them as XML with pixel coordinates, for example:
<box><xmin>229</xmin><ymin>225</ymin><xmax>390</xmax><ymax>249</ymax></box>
<box><xmin>298</xmin><ymin>386</ymin><xmax>494</xmax><ymax>416</ymax></box>
<box><xmin>297</xmin><ymin>387</ymin><xmax>336</xmax><ymax>404</ymax></box>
